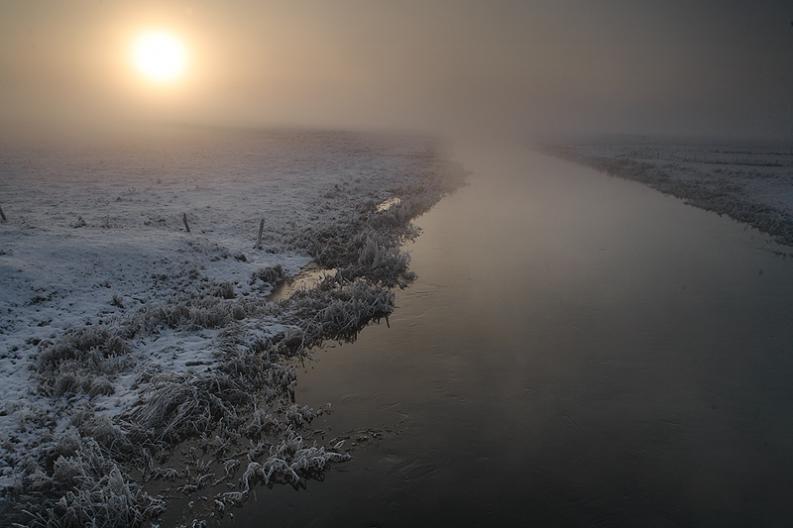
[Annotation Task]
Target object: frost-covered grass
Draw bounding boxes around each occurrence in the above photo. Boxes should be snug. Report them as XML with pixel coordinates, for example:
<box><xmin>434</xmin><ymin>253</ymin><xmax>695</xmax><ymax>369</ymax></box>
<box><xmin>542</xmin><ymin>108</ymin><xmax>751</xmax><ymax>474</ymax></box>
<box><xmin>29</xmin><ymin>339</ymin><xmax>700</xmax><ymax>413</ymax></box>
<box><xmin>549</xmin><ymin>138</ymin><xmax>793</xmax><ymax>247</ymax></box>
<box><xmin>0</xmin><ymin>127</ymin><xmax>464</xmax><ymax>526</ymax></box>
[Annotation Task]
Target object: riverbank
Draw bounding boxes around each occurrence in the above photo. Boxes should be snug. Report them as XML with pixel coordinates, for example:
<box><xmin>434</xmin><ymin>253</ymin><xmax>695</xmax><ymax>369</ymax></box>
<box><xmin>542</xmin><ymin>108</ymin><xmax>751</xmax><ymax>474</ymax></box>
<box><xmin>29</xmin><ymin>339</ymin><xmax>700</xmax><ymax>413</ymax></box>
<box><xmin>549</xmin><ymin>139</ymin><xmax>793</xmax><ymax>249</ymax></box>
<box><xmin>0</xmin><ymin>127</ymin><xmax>463</xmax><ymax>526</ymax></box>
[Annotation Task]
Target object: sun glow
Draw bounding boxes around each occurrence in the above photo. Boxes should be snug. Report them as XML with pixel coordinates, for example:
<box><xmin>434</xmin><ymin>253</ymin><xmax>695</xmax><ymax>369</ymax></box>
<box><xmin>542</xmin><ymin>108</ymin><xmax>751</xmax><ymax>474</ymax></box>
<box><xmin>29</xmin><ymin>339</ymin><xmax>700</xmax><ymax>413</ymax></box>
<box><xmin>131</xmin><ymin>31</ymin><xmax>187</xmax><ymax>83</ymax></box>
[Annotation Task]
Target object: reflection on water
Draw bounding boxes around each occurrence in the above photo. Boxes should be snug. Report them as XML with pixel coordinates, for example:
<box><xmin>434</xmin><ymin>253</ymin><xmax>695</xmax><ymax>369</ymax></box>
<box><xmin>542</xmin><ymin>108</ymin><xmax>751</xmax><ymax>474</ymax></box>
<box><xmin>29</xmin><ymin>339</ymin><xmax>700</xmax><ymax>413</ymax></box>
<box><xmin>376</xmin><ymin>196</ymin><xmax>402</xmax><ymax>212</ymax></box>
<box><xmin>233</xmin><ymin>145</ymin><xmax>793</xmax><ymax>527</ymax></box>
<box><xmin>270</xmin><ymin>265</ymin><xmax>337</xmax><ymax>302</ymax></box>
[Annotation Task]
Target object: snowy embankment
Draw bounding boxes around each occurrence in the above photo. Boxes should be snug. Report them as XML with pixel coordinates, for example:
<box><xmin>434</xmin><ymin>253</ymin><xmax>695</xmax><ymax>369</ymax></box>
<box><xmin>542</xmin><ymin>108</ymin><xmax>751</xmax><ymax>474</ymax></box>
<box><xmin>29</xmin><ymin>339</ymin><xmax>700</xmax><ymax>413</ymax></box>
<box><xmin>550</xmin><ymin>139</ymin><xmax>793</xmax><ymax>248</ymax></box>
<box><xmin>0</xmin><ymin>127</ymin><xmax>463</xmax><ymax>526</ymax></box>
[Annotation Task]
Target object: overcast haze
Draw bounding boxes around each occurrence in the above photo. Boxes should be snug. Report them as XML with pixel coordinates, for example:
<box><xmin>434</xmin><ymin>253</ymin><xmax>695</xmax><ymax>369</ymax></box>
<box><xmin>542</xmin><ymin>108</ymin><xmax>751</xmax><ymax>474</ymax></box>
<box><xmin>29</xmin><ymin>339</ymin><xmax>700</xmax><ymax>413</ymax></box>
<box><xmin>1</xmin><ymin>0</ymin><xmax>792</xmax><ymax>140</ymax></box>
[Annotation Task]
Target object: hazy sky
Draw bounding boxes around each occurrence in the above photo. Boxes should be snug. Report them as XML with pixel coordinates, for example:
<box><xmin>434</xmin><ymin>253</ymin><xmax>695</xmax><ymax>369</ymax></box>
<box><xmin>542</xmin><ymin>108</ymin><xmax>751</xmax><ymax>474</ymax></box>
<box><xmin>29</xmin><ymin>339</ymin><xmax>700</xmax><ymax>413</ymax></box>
<box><xmin>1</xmin><ymin>0</ymin><xmax>792</xmax><ymax>140</ymax></box>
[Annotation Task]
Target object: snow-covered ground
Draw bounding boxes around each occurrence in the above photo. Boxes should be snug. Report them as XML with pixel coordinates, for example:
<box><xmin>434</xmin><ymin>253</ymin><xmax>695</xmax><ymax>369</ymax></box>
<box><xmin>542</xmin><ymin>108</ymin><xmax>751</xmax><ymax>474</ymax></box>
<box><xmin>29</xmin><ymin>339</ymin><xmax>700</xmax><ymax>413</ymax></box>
<box><xmin>551</xmin><ymin>138</ymin><xmax>793</xmax><ymax>248</ymax></box>
<box><xmin>0</xmin><ymin>126</ymin><xmax>462</xmax><ymax>525</ymax></box>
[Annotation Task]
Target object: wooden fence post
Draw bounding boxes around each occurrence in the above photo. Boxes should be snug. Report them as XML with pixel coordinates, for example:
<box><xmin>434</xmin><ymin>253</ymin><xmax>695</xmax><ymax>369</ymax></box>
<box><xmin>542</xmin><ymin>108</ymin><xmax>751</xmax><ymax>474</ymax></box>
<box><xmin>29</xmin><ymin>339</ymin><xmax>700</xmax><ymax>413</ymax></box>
<box><xmin>255</xmin><ymin>218</ymin><xmax>264</xmax><ymax>249</ymax></box>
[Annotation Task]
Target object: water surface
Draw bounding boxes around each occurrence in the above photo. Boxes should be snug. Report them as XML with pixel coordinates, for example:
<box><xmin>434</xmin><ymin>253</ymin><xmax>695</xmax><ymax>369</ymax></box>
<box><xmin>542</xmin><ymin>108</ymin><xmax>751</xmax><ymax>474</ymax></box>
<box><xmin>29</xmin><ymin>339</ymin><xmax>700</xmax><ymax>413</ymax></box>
<box><xmin>233</xmin><ymin>145</ymin><xmax>793</xmax><ymax>527</ymax></box>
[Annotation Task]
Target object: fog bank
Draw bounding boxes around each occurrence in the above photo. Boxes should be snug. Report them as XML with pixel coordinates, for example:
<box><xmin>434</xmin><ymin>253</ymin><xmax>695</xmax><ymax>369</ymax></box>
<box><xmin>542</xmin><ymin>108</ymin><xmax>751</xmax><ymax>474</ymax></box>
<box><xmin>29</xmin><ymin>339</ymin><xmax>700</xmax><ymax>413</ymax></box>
<box><xmin>1</xmin><ymin>0</ymin><xmax>792</xmax><ymax>140</ymax></box>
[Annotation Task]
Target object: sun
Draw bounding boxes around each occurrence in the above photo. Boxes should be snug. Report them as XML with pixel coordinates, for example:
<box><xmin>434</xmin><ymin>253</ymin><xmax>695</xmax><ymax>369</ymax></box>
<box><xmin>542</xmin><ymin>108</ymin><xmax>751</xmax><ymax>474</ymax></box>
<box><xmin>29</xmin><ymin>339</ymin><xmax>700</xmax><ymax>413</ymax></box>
<box><xmin>131</xmin><ymin>31</ymin><xmax>187</xmax><ymax>83</ymax></box>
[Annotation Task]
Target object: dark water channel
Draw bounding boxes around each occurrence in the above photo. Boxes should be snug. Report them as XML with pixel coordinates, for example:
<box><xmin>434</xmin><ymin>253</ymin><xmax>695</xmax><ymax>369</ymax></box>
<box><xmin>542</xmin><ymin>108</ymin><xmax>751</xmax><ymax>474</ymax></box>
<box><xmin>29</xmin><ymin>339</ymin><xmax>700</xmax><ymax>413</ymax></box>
<box><xmin>232</xmin><ymin>145</ymin><xmax>793</xmax><ymax>527</ymax></box>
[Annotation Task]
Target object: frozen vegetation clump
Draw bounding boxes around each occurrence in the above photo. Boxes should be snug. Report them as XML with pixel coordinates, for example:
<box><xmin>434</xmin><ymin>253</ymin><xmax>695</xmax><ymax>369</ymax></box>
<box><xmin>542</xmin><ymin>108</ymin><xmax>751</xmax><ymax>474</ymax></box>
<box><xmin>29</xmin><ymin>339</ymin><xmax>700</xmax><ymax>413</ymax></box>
<box><xmin>21</xmin><ymin>435</ymin><xmax>165</xmax><ymax>528</ymax></box>
<box><xmin>240</xmin><ymin>432</ymin><xmax>350</xmax><ymax>491</ymax></box>
<box><xmin>286</xmin><ymin>277</ymin><xmax>395</xmax><ymax>344</ymax></box>
<box><xmin>0</xmin><ymin>129</ymin><xmax>465</xmax><ymax>526</ymax></box>
<box><xmin>342</xmin><ymin>229</ymin><xmax>414</xmax><ymax>286</ymax></box>
<box><xmin>37</xmin><ymin>328</ymin><xmax>133</xmax><ymax>397</ymax></box>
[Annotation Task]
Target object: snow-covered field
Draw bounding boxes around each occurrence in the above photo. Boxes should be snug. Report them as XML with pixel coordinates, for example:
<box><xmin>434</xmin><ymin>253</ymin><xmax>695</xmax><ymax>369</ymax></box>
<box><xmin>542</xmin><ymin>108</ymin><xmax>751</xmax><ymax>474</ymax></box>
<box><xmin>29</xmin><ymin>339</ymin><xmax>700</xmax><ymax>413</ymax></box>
<box><xmin>0</xmin><ymin>127</ymin><xmax>463</xmax><ymax>526</ymax></box>
<box><xmin>551</xmin><ymin>138</ymin><xmax>793</xmax><ymax>248</ymax></box>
